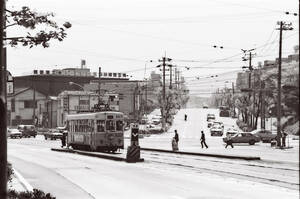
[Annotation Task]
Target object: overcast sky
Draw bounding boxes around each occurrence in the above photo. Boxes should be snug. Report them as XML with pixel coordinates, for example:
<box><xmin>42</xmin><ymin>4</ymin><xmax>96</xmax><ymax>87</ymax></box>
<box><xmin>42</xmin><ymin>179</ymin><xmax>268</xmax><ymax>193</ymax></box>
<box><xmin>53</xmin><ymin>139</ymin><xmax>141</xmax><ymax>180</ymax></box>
<box><xmin>7</xmin><ymin>0</ymin><xmax>299</xmax><ymax>96</ymax></box>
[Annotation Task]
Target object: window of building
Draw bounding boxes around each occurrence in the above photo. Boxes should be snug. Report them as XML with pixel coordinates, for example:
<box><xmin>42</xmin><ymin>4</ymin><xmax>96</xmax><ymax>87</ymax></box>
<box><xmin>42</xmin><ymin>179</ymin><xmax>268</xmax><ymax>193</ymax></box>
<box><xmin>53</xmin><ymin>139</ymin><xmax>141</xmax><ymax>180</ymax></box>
<box><xmin>113</xmin><ymin>73</ymin><xmax>117</xmax><ymax>77</ymax></box>
<box><xmin>11</xmin><ymin>98</ymin><xmax>15</xmax><ymax>112</ymax></box>
<box><xmin>118</xmin><ymin>73</ymin><xmax>121</xmax><ymax>77</ymax></box>
<box><xmin>24</xmin><ymin>100</ymin><xmax>37</xmax><ymax>108</ymax></box>
<box><xmin>109</xmin><ymin>73</ymin><xmax>112</xmax><ymax>77</ymax></box>
<box><xmin>122</xmin><ymin>74</ymin><xmax>126</xmax><ymax>77</ymax></box>
<box><xmin>104</xmin><ymin>72</ymin><xmax>108</xmax><ymax>76</ymax></box>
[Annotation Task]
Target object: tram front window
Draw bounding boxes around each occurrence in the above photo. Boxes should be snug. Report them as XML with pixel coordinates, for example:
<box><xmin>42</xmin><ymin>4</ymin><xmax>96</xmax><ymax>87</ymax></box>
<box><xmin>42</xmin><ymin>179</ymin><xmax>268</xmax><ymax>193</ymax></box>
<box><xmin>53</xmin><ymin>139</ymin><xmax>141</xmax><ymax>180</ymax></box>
<box><xmin>106</xmin><ymin>120</ymin><xmax>115</xmax><ymax>131</ymax></box>
<box><xmin>97</xmin><ymin>120</ymin><xmax>105</xmax><ymax>132</ymax></box>
<box><xmin>116</xmin><ymin>121</ymin><xmax>123</xmax><ymax>131</ymax></box>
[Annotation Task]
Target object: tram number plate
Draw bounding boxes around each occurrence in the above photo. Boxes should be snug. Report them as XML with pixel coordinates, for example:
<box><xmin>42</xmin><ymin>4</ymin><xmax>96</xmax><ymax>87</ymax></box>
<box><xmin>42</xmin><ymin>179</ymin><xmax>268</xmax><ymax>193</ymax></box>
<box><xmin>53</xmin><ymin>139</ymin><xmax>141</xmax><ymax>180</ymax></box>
<box><xmin>74</xmin><ymin>134</ymin><xmax>84</xmax><ymax>142</ymax></box>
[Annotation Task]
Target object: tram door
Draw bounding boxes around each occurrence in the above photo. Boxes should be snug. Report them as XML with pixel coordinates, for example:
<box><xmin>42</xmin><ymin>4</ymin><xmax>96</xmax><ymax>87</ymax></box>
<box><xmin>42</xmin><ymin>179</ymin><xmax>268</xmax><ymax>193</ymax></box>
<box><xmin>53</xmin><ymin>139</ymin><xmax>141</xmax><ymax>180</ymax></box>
<box><xmin>90</xmin><ymin>119</ymin><xmax>97</xmax><ymax>151</ymax></box>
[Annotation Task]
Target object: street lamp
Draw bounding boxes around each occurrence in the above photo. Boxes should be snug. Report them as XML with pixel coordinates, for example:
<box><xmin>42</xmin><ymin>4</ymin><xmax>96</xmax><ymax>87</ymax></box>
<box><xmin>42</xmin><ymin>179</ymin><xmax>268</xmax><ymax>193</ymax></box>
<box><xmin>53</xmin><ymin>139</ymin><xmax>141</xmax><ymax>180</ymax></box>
<box><xmin>69</xmin><ymin>82</ymin><xmax>84</xmax><ymax>90</ymax></box>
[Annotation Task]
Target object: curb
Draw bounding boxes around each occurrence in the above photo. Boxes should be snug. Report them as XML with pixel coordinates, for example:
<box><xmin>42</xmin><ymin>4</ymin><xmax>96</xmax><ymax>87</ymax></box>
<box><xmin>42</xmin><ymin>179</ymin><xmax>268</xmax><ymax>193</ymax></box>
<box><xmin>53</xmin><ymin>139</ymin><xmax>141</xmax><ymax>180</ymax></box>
<box><xmin>51</xmin><ymin>148</ymin><xmax>125</xmax><ymax>161</ymax></box>
<box><xmin>140</xmin><ymin>148</ymin><xmax>261</xmax><ymax>161</ymax></box>
<box><xmin>13</xmin><ymin>168</ymin><xmax>34</xmax><ymax>192</ymax></box>
<box><xmin>51</xmin><ymin>148</ymin><xmax>145</xmax><ymax>163</ymax></box>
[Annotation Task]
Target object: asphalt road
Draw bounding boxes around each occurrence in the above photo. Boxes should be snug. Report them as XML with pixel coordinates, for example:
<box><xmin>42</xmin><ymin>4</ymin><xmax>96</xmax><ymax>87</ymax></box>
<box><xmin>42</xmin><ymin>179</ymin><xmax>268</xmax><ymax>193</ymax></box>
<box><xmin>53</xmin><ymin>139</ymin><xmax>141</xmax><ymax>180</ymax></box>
<box><xmin>7</xmin><ymin>108</ymin><xmax>299</xmax><ymax>199</ymax></box>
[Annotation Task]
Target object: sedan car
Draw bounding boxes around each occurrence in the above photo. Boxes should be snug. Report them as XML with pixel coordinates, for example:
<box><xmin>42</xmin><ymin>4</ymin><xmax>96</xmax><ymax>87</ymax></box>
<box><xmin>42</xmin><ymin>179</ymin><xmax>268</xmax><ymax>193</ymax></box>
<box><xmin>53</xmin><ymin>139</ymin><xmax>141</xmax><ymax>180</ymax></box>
<box><xmin>210</xmin><ymin>126</ymin><xmax>223</xmax><ymax>136</ymax></box>
<box><xmin>226</xmin><ymin>128</ymin><xmax>238</xmax><ymax>137</ymax></box>
<box><xmin>223</xmin><ymin>132</ymin><xmax>260</xmax><ymax>145</ymax></box>
<box><xmin>207</xmin><ymin>119</ymin><xmax>215</xmax><ymax>128</ymax></box>
<box><xmin>44</xmin><ymin>129</ymin><xmax>63</xmax><ymax>140</ymax></box>
<box><xmin>251</xmin><ymin>129</ymin><xmax>277</xmax><ymax>143</ymax></box>
<box><xmin>213</xmin><ymin>121</ymin><xmax>224</xmax><ymax>129</ymax></box>
<box><xmin>7</xmin><ymin>128</ymin><xmax>22</xmax><ymax>139</ymax></box>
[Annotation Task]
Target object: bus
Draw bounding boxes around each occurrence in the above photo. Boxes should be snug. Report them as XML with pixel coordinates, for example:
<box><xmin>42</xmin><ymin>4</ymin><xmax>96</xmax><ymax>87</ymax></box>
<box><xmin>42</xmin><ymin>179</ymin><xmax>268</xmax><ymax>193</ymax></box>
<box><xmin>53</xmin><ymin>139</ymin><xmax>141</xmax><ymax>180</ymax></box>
<box><xmin>66</xmin><ymin>111</ymin><xmax>124</xmax><ymax>152</ymax></box>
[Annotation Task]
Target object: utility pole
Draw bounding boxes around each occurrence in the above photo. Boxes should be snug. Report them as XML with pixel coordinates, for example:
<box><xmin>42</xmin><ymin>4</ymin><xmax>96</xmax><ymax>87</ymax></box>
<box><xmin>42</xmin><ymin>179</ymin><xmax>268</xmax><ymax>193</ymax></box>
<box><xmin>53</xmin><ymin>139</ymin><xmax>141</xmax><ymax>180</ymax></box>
<box><xmin>277</xmin><ymin>21</ymin><xmax>283</xmax><ymax>147</ymax></box>
<box><xmin>0</xmin><ymin>0</ymin><xmax>7</xmax><ymax>197</ymax></box>
<box><xmin>169</xmin><ymin>64</ymin><xmax>173</xmax><ymax>89</ymax></box>
<box><xmin>145</xmin><ymin>79</ymin><xmax>147</xmax><ymax>115</ymax></box>
<box><xmin>276</xmin><ymin>21</ymin><xmax>293</xmax><ymax>147</ymax></box>
<box><xmin>232</xmin><ymin>82</ymin><xmax>235</xmax><ymax>117</ymax></box>
<box><xmin>242</xmin><ymin>48</ymin><xmax>255</xmax><ymax>127</ymax></box>
<box><xmin>158</xmin><ymin>56</ymin><xmax>172</xmax><ymax>131</ymax></box>
<box><xmin>162</xmin><ymin>57</ymin><xmax>166</xmax><ymax>131</ymax></box>
<box><xmin>98</xmin><ymin>67</ymin><xmax>101</xmax><ymax>104</ymax></box>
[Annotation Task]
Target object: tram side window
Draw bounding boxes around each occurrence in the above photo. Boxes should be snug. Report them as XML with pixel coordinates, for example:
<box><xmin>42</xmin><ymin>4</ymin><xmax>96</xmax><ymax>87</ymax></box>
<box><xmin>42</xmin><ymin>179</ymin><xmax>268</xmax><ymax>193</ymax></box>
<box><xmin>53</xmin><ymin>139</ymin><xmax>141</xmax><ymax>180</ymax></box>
<box><xmin>116</xmin><ymin>121</ymin><xmax>123</xmax><ymax>131</ymax></box>
<box><xmin>97</xmin><ymin>120</ymin><xmax>105</xmax><ymax>132</ymax></box>
<box><xmin>106</xmin><ymin>120</ymin><xmax>115</xmax><ymax>131</ymax></box>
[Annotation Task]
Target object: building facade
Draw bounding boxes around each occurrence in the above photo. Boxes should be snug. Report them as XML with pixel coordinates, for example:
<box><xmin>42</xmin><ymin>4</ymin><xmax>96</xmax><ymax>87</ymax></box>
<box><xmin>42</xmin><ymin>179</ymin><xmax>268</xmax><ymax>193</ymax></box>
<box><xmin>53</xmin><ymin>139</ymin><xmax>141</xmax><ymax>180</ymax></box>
<box><xmin>6</xmin><ymin>87</ymin><xmax>55</xmax><ymax>127</ymax></box>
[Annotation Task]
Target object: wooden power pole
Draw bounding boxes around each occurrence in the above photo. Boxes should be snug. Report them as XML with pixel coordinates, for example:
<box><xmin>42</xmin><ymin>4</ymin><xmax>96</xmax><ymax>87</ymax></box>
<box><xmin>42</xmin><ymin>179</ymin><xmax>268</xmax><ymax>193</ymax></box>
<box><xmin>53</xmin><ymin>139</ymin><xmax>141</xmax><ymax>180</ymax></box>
<box><xmin>0</xmin><ymin>0</ymin><xmax>7</xmax><ymax>197</ymax></box>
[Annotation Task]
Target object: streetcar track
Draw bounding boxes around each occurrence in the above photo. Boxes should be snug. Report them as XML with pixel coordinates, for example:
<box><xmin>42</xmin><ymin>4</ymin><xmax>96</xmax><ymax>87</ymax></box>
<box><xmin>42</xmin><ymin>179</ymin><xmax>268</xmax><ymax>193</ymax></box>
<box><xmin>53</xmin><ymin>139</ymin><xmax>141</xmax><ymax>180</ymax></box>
<box><xmin>147</xmin><ymin>159</ymin><xmax>299</xmax><ymax>190</ymax></box>
<box><xmin>142</xmin><ymin>151</ymin><xmax>299</xmax><ymax>172</ymax></box>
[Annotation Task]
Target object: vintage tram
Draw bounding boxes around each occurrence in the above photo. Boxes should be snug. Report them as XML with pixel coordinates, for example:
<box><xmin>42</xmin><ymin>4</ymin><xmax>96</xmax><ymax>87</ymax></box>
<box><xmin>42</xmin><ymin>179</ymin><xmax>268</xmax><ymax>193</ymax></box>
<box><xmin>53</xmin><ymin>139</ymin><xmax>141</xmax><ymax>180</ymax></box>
<box><xmin>66</xmin><ymin>111</ymin><xmax>124</xmax><ymax>152</ymax></box>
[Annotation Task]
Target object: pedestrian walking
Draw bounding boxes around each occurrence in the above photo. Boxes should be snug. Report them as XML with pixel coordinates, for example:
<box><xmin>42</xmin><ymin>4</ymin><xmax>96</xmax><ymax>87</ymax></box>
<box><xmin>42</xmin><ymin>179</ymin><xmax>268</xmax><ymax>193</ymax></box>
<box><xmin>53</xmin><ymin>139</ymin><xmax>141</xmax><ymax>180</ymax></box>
<box><xmin>174</xmin><ymin>130</ymin><xmax>179</xmax><ymax>144</ymax></box>
<box><xmin>225</xmin><ymin>140</ymin><xmax>234</xmax><ymax>148</ymax></box>
<box><xmin>282</xmin><ymin>130</ymin><xmax>288</xmax><ymax>147</ymax></box>
<box><xmin>61</xmin><ymin>132</ymin><xmax>67</xmax><ymax>148</ymax></box>
<box><xmin>225</xmin><ymin>134</ymin><xmax>234</xmax><ymax>148</ymax></box>
<box><xmin>172</xmin><ymin>130</ymin><xmax>179</xmax><ymax>151</ymax></box>
<box><xmin>184</xmin><ymin>114</ymin><xmax>187</xmax><ymax>121</ymax></box>
<box><xmin>200</xmin><ymin>131</ymin><xmax>208</xmax><ymax>148</ymax></box>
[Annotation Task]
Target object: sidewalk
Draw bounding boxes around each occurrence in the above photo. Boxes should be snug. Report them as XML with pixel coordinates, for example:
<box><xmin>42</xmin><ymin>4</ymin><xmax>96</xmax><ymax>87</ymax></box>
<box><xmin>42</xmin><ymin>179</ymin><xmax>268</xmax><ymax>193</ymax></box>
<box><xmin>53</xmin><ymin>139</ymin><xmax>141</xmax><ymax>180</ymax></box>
<box><xmin>8</xmin><ymin>168</ymin><xmax>33</xmax><ymax>192</ymax></box>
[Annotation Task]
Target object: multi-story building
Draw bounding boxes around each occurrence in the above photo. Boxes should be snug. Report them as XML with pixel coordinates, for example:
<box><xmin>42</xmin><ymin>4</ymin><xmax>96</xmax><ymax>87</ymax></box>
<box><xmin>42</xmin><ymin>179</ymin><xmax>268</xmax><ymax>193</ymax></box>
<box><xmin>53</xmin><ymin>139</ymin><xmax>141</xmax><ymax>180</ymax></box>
<box><xmin>56</xmin><ymin>91</ymin><xmax>99</xmax><ymax>126</ymax></box>
<box><xmin>14</xmin><ymin>67</ymin><xmax>129</xmax><ymax>96</ymax></box>
<box><xmin>84</xmin><ymin>80</ymin><xmax>142</xmax><ymax>121</ymax></box>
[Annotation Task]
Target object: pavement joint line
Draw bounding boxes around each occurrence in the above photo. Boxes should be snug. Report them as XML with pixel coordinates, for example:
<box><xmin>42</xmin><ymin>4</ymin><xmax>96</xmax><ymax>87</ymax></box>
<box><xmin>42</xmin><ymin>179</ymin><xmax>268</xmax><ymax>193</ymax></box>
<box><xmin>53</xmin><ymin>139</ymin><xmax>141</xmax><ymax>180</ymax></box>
<box><xmin>13</xmin><ymin>168</ymin><xmax>34</xmax><ymax>192</ymax></box>
<box><xmin>140</xmin><ymin>148</ymin><xmax>261</xmax><ymax>160</ymax></box>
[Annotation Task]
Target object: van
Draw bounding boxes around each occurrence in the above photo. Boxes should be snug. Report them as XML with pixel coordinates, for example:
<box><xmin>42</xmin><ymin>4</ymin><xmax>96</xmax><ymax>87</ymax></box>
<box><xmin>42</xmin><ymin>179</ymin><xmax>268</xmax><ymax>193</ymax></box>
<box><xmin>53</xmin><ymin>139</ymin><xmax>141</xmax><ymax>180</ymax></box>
<box><xmin>17</xmin><ymin>125</ymin><xmax>37</xmax><ymax>138</ymax></box>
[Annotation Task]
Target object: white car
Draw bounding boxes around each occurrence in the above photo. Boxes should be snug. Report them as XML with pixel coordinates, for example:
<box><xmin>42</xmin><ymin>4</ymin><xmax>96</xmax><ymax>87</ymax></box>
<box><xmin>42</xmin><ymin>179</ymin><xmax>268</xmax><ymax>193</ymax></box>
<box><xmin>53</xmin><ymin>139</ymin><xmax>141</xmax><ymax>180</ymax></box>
<box><xmin>226</xmin><ymin>128</ymin><xmax>239</xmax><ymax>137</ymax></box>
<box><xmin>7</xmin><ymin>128</ymin><xmax>22</xmax><ymax>139</ymax></box>
<box><xmin>210</xmin><ymin>126</ymin><xmax>223</xmax><ymax>136</ymax></box>
<box><xmin>151</xmin><ymin>116</ymin><xmax>162</xmax><ymax>125</ymax></box>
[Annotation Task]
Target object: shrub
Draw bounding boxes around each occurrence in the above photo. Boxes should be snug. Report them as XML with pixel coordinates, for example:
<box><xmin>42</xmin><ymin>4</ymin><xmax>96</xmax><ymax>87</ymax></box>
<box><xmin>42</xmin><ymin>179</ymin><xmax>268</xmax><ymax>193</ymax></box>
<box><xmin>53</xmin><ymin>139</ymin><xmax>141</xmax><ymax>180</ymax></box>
<box><xmin>7</xmin><ymin>162</ymin><xmax>14</xmax><ymax>183</ymax></box>
<box><xmin>8</xmin><ymin>189</ymin><xmax>56</xmax><ymax>199</ymax></box>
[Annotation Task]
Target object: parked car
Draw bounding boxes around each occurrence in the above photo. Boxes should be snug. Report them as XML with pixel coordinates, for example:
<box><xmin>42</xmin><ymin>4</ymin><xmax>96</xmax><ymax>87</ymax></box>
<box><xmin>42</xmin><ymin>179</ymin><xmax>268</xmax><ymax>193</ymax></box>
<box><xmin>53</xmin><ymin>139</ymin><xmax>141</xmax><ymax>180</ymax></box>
<box><xmin>251</xmin><ymin>129</ymin><xmax>277</xmax><ymax>143</ymax></box>
<box><xmin>207</xmin><ymin>113</ymin><xmax>216</xmax><ymax>121</ymax></box>
<box><xmin>226</xmin><ymin>128</ymin><xmax>239</xmax><ymax>137</ymax></box>
<box><xmin>203</xmin><ymin>105</ymin><xmax>208</xmax><ymax>109</ymax></box>
<box><xmin>7</xmin><ymin>128</ymin><xmax>22</xmax><ymax>139</ymax></box>
<box><xmin>44</xmin><ymin>129</ymin><xmax>63</xmax><ymax>140</ymax></box>
<box><xmin>17</xmin><ymin>125</ymin><xmax>37</xmax><ymax>138</ymax></box>
<box><xmin>223</xmin><ymin>132</ymin><xmax>260</xmax><ymax>145</ymax></box>
<box><xmin>210</xmin><ymin>125</ymin><xmax>223</xmax><ymax>136</ymax></box>
<box><xmin>207</xmin><ymin>118</ymin><xmax>215</xmax><ymax>128</ymax></box>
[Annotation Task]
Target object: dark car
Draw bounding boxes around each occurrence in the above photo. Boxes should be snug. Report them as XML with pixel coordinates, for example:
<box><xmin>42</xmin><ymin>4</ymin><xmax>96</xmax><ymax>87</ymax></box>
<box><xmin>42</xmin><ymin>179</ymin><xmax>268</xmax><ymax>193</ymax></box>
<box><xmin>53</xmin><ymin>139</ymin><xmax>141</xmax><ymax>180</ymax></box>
<box><xmin>251</xmin><ymin>129</ymin><xmax>277</xmax><ymax>143</ymax></box>
<box><xmin>17</xmin><ymin>125</ymin><xmax>37</xmax><ymax>138</ymax></box>
<box><xmin>44</xmin><ymin>129</ymin><xmax>63</xmax><ymax>140</ymax></box>
<box><xmin>223</xmin><ymin>132</ymin><xmax>260</xmax><ymax>145</ymax></box>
